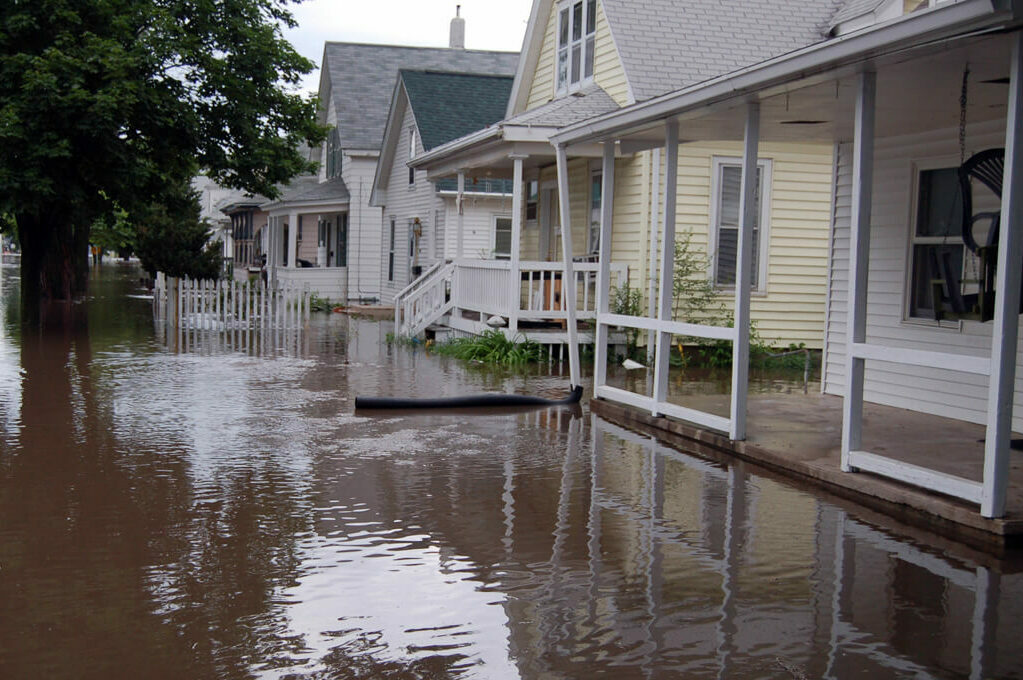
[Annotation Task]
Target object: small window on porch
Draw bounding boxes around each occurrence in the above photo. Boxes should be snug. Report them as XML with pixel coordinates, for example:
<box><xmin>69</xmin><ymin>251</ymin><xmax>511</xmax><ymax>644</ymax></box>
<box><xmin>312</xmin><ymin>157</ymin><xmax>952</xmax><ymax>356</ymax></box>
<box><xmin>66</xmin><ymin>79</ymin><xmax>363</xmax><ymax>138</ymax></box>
<box><xmin>525</xmin><ymin>180</ymin><xmax>539</xmax><ymax>222</ymax></box>
<box><xmin>711</xmin><ymin>158</ymin><xmax>770</xmax><ymax>291</ymax></box>
<box><xmin>556</xmin><ymin>0</ymin><xmax>596</xmax><ymax>95</ymax></box>
<box><xmin>908</xmin><ymin>166</ymin><xmax>967</xmax><ymax>320</ymax></box>
<box><xmin>493</xmin><ymin>216</ymin><xmax>512</xmax><ymax>260</ymax></box>
<box><xmin>589</xmin><ymin>169</ymin><xmax>601</xmax><ymax>257</ymax></box>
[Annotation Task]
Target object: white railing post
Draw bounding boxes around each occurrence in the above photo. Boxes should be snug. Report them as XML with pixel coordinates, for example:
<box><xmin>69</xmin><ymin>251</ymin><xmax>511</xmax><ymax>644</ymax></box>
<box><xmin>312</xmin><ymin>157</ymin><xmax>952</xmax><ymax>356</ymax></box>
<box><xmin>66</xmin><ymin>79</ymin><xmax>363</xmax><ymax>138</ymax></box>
<box><xmin>983</xmin><ymin>33</ymin><xmax>1023</xmax><ymax>518</ymax></box>
<box><xmin>509</xmin><ymin>155</ymin><xmax>525</xmax><ymax>334</ymax></box>
<box><xmin>653</xmin><ymin>120</ymin><xmax>680</xmax><ymax>415</ymax></box>
<box><xmin>595</xmin><ymin>141</ymin><xmax>616</xmax><ymax>392</ymax></box>
<box><xmin>842</xmin><ymin>71</ymin><xmax>876</xmax><ymax>472</ymax></box>
<box><xmin>729</xmin><ymin>101</ymin><xmax>760</xmax><ymax>442</ymax></box>
<box><xmin>555</xmin><ymin>143</ymin><xmax>582</xmax><ymax>389</ymax></box>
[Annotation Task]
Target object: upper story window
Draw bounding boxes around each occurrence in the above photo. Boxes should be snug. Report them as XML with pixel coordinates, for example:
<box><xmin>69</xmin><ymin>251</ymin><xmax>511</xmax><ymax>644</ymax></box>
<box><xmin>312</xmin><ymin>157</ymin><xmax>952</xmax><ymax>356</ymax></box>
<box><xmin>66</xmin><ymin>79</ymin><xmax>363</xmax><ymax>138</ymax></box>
<box><xmin>557</xmin><ymin>0</ymin><xmax>596</xmax><ymax>94</ymax></box>
<box><xmin>408</xmin><ymin>127</ymin><xmax>418</xmax><ymax>186</ymax></box>
<box><xmin>325</xmin><ymin>128</ymin><xmax>342</xmax><ymax>179</ymax></box>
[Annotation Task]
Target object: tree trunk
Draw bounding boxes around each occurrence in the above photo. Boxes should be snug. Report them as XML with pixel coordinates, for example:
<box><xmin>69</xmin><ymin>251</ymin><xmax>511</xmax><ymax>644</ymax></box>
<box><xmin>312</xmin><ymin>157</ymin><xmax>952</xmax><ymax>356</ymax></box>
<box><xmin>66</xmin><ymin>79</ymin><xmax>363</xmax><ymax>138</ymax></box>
<box><xmin>17</xmin><ymin>212</ymin><xmax>90</xmax><ymax>324</ymax></box>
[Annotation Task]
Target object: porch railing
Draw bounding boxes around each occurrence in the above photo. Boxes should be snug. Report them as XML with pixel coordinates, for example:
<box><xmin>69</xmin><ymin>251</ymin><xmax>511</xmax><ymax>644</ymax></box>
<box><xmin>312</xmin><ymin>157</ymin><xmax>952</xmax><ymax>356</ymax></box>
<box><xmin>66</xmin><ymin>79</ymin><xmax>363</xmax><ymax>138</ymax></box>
<box><xmin>394</xmin><ymin>261</ymin><xmax>455</xmax><ymax>337</ymax></box>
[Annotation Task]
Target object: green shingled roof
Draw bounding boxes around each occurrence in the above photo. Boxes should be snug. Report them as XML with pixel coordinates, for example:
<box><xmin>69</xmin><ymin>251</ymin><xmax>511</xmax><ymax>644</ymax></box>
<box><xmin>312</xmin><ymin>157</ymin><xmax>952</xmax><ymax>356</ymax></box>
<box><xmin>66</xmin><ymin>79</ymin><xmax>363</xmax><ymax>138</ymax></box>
<box><xmin>400</xmin><ymin>70</ymin><xmax>514</xmax><ymax>152</ymax></box>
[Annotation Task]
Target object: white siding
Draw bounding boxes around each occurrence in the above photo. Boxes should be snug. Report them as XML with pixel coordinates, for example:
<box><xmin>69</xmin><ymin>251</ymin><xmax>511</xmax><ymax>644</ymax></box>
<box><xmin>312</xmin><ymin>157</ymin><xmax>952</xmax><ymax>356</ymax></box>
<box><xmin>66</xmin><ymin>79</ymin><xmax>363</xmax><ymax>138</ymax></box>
<box><xmin>342</xmin><ymin>154</ymin><xmax>382</xmax><ymax>302</ymax></box>
<box><xmin>824</xmin><ymin>118</ymin><xmax>1023</xmax><ymax>428</ymax></box>
<box><xmin>440</xmin><ymin>195</ymin><xmax>516</xmax><ymax>261</ymax></box>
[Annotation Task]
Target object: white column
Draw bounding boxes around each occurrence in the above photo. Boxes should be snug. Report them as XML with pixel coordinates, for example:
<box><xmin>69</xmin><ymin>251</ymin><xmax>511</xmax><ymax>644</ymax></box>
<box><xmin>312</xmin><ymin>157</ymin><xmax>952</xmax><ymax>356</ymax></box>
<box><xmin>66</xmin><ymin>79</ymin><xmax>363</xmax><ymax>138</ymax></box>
<box><xmin>509</xmin><ymin>156</ymin><xmax>525</xmax><ymax>334</ymax></box>
<box><xmin>841</xmin><ymin>71</ymin><xmax>876</xmax><ymax>472</ymax></box>
<box><xmin>653</xmin><ymin>120</ymin><xmax>680</xmax><ymax>415</ymax></box>
<box><xmin>288</xmin><ymin>211</ymin><xmax>299</xmax><ymax>268</ymax></box>
<box><xmin>456</xmin><ymin>170</ymin><xmax>465</xmax><ymax>260</ymax></box>
<box><xmin>594</xmin><ymin>141</ymin><xmax>616</xmax><ymax>392</ymax></box>
<box><xmin>555</xmin><ymin>144</ymin><xmax>582</xmax><ymax>388</ymax></box>
<box><xmin>729</xmin><ymin>102</ymin><xmax>760</xmax><ymax>441</ymax></box>
<box><xmin>647</xmin><ymin>148</ymin><xmax>661</xmax><ymax>364</ymax></box>
<box><xmin>982</xmin><ymin>33</ymin><xmax>1023</xmax><ymax>518</ymax></box>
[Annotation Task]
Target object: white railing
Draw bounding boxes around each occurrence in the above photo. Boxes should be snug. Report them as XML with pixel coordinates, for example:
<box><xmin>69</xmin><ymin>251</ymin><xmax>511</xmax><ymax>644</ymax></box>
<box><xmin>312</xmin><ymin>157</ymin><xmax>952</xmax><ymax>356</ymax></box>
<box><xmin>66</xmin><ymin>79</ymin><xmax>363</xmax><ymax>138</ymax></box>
<box><xmin>395</xmin><ymin>262</ymin><xmax>455</xmax><ymax>337</ymax></box>
<box><xmin>154</xmin><ymin>273</ymin><xmax>310</xmax><ymax>332</ymax></box>
<box><xmin>394</xmin><ymin>258</ymin><xmax>628</xmax><ymax>338</ymax></box>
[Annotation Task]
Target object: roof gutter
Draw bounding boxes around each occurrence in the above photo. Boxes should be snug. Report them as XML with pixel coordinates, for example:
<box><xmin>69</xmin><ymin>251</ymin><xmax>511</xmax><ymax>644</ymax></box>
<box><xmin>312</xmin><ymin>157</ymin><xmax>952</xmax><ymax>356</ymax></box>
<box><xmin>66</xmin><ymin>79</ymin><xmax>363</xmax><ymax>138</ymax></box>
<box><xmin>553</xmin><ymin>0</ymin><xmax>1014</xmax><ymax>145</ymax></box>
<box><xmin>409</xmin><ymin>125</ymin><xmax>504</xmax><ymax>170</ymax></box>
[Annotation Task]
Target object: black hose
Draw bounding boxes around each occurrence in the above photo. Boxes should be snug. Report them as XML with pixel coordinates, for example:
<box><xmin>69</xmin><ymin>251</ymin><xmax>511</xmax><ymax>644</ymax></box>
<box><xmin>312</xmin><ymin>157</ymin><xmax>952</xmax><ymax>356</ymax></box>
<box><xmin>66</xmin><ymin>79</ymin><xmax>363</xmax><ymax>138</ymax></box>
<box><xmin>355</xmin><ymin>385</ymin><xmax>583</xmax><ymax>410</ymax></box>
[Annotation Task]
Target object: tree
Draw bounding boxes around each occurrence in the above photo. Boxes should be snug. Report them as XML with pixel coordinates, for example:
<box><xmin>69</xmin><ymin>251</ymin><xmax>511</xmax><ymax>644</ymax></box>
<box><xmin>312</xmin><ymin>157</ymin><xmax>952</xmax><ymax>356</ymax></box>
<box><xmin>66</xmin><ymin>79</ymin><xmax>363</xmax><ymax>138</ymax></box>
<box><xmin>134</xmin><ymin>179</ymin><xmax>222</xmax><ymax>280</ymax></box>
<box><xmin>0</xmin><ymin>0</ymin><xmax>325</xmax><ymax>321</ymax></box>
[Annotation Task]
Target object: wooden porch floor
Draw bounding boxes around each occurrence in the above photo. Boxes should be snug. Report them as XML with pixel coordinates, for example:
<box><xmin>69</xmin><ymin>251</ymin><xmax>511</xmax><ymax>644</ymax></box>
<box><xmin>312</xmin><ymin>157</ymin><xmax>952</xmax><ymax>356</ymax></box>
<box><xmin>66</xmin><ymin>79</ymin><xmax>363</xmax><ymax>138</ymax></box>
<box><xmin>590</xmin><ymin>390</ymin><xmax>1023</xmax><ymax>550</ymax></box>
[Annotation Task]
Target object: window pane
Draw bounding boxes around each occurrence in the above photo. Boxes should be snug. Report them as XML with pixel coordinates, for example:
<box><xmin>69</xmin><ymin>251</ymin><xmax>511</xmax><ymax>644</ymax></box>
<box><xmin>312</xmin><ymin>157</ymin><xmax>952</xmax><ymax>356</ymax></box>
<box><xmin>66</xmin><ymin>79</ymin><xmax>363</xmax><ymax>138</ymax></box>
<box><xmin>573</xmin><ymin>2</ymin><xmax>582</xmax><ymax>40</ymax></box>
<box><xmin>584</xmin><ymin>37</ymin><xmax>594</xmax><ymax>78</ymax></box>
<box><xmin>917</xmin><ymin>167</ymin><xmax>963</xmax><ymax>237</ymax></box>
<box><xmin>495</xmin><ymin>218</ymin><xmax>512</xmax><ymax>258</ymax></box>
<box><xmin>557</xmin><ymin>48</ymin><xmax>568</xmax><ymax>89</ymax></box>
<box><xmin>587</xmin><ymin>0</ymin><xmax>596</xmax><ymax>33</ymax></box>
<box><xmin>910</xmin><ymin>243</ymin><xmax>964</xmax><ymax>318</ymax></box>
<box><xmin>716</xmin><ymin>227</ymin><xmax>737</xmax><ymax>286</ymax></box>
<box><xmin>571</xmin><ymin>45</ymin><xmax>581</xmax><ymax>83</ymax></box>
<box><xmin>720</xmin><ymin>166</ymin><xmax>741</xmax><ymax>227</ymax></box>
<box><xmin>560</xmin><ymin>9</ymin><xmax>569</xmax><ymax>45</ymax></box>
<box><xmin>716</xmin><ymin>164</ymin><xmax>763</xmax><ymax>287</ymax></box>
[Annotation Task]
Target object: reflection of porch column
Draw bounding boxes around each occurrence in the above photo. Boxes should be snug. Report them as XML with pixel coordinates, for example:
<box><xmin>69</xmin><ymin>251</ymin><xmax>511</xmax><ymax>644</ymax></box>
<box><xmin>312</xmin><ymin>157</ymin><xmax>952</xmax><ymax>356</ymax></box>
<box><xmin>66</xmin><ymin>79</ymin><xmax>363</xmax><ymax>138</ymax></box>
<box><xmin>729</xmin><ymin>102</ymin><xmax>760</xmax><ymax>441</ymax></box>
<box><xmin>841</xmin><ymin>71</ymin><xmax>876</xmax><ymax>472</ymax></box>
<box><xmin>509</xmin><ymin>155</ymin><xmax>525</xmax><ymax>334</ymax></box>
<box><xmin>653</xmin><ymin>120</ymin><xmax>680</xmax><ymax>414</ymax></box>
<box><xmin>555</xmin><ymin>144</ymin><xmax>582</xmax><ymax>388</ymax></box>
<box><xmin>456</xmin><ymin>170</ymin><xmax>465</xmax><ymax>259</ymax></box>
<box><xmin>595</xmin><ymin>141</ymin><xmax>616</xmax><ymax>391</ymax></box>
<box><xmin>983</xmin><ymin>33</ymin><xmax>1023</xmax><ymax>518</ymax></box>
<box><xmin>287</xmin><ymin>211</ymin><xmax>298</xmax><ymax>268</ymax></box>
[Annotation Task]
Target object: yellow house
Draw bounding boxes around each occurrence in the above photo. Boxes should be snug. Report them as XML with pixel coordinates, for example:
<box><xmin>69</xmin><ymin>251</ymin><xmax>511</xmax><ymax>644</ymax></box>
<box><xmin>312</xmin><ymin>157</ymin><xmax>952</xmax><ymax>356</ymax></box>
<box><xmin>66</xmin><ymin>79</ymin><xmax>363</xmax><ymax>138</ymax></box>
<box><xmin>406</xmin><ymin>0</ymin><xmax>837</xmax><ymax>351</ymax></box>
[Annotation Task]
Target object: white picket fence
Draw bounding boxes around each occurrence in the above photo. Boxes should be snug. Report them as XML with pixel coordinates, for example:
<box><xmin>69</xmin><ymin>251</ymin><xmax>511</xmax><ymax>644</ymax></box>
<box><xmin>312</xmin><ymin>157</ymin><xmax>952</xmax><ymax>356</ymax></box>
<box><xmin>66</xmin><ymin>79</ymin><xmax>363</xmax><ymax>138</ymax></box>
<box><xmin>153</xmin><ymin>273</ymin><xmax>311</xmax><ymax>332</ymax></box>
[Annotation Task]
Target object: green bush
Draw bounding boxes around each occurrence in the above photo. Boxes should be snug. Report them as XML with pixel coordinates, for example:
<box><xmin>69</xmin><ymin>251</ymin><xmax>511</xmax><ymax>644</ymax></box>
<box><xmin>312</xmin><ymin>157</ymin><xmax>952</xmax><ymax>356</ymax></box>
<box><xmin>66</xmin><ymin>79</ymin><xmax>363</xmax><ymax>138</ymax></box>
<box><xmin>432</xmin><ymin>329</ymin><xmax>543</xmax><ymax>365</ymax></box>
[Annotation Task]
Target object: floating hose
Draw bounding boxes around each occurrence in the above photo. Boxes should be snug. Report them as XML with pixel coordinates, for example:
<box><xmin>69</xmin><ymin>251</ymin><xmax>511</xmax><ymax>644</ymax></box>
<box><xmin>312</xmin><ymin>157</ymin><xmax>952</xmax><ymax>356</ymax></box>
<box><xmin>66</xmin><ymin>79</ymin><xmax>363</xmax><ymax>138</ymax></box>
<box><xmin>355</xmin><ymin>385</ymin><xmax>583</xmax><ymax>410</ymax></box>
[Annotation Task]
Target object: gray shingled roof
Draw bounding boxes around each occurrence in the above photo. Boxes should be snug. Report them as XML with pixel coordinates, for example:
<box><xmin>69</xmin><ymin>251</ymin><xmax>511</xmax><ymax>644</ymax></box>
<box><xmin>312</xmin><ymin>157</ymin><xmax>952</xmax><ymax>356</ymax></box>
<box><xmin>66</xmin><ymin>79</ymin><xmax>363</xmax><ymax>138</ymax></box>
<box><xmin>402</xmin><ymin>70</ymin><xmax>514</xmax><ymax>151</ymax></box>
<box><xmin>276</xmin><ymin>175</ymin><xmax>350</xmax><ymax>205</ymax></box>
<box><xmin>323</xmin><ymin>43</ymin><xmax>518</xmax><ymax>150</ymax></box>
<box><xmin>505</xmin><ymin>84</ymin><xmax>619</xmax><ymax>127</ymax></box>
<box><xmin>601</xmin><ymin>0</ymin><xmax>842</xmax><ymax>102</ymax></box>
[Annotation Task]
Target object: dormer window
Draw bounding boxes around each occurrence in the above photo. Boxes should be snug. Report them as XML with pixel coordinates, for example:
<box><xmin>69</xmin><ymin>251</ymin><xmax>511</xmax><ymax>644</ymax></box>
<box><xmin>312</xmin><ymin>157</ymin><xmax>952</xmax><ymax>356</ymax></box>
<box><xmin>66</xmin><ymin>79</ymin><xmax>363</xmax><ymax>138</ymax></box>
<box><xmin>556</xmin><ymin>0</ymin><xmax>595</xmax><ymax>94</ymax></box>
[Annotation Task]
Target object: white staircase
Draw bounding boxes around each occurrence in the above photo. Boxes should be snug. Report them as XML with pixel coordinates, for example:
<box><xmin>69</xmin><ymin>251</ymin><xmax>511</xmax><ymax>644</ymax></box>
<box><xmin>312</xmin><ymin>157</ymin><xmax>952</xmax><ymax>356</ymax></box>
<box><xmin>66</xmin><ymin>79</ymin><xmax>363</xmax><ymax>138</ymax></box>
<box><xmin>393</xmin><ymin>261</ymin><xmax>455</xmax><ymax>338</ymax></box>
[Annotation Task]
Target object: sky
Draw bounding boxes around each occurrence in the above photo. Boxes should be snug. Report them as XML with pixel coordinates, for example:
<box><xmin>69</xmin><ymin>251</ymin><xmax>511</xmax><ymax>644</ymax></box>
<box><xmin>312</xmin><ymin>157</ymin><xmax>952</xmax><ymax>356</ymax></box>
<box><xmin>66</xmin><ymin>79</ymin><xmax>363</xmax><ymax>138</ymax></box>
<box><xmin>281</xmin><ymin>0</ymin><xmax>535</xmax><ymax>94</ymax></box>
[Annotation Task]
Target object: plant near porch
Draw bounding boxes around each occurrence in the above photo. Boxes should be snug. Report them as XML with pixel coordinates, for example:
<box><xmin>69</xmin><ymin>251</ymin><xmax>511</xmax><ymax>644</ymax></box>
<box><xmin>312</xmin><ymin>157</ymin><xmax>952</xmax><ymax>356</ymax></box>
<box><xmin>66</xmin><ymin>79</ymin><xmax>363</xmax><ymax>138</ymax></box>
<box><xmin>432</xmin><ymin>330</ymin><xmax>543</xmax><ymax>365</ymax></box>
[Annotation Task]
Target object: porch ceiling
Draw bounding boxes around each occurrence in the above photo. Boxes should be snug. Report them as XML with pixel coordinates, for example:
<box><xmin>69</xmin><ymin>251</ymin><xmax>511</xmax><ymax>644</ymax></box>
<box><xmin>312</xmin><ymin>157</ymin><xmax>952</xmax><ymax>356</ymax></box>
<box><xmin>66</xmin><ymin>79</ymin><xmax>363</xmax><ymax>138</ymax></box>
<box><xmin>563</xmin><ymin>31</ymin><xmax>1015</xmax><ymax>150</ymax></box>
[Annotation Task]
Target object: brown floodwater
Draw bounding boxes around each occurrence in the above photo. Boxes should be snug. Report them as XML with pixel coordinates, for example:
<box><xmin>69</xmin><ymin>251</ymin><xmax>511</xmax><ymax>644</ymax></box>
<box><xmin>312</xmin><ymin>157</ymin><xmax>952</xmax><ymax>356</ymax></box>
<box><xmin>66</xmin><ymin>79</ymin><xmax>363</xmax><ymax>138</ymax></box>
<box><xmin>0</xmin><ymin>263</ymin><xmax>1021</xmax><ymax>679</ymax></box>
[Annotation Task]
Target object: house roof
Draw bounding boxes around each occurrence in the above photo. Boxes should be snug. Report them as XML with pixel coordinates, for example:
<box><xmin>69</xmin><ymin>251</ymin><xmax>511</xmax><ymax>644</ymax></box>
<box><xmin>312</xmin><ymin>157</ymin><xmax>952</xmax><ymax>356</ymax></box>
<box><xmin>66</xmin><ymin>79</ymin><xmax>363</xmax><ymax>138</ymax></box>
<box><xmin>504</xmin><ymin>84</ymin><xmax>619</xmax><ymax>128</ymax></box>
<box><xmin>321</xmin><ymin>43</ymin><xmax>519</xmax><ymax>151</ymax></box>
<box><xmin>600</xmin><ymin>0</ymin><xmax>842</xmax><ymax>103</ymax></box>
<box><xmin>260</xmin><ymin>175</ymin><xmax>348</xmax><ymax>212</ymax></box>
<box><xmin>402</xmin><ymin>70</ymin><xmax>514</xmax><ymax>151</ymax></box>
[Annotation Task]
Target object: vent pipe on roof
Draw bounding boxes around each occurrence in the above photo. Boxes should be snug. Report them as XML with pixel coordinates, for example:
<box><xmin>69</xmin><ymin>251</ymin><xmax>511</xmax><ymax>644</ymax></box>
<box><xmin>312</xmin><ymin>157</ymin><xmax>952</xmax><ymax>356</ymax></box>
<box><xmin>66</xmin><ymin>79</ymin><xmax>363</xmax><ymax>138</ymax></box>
<box><xmin>450</xmin><ymin>5</ymin><xmax>465</xmax><ymax>49</ymax></box>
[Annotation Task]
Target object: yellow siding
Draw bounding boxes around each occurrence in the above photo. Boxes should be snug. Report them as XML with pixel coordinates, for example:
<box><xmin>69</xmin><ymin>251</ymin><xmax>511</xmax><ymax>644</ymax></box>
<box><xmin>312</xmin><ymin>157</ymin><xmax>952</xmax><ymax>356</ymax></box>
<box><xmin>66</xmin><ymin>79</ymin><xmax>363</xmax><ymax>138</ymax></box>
<box><xmin>525</xmin><ymin>0</ymin><xmax>631</xmax><ymax>110</ymax></box>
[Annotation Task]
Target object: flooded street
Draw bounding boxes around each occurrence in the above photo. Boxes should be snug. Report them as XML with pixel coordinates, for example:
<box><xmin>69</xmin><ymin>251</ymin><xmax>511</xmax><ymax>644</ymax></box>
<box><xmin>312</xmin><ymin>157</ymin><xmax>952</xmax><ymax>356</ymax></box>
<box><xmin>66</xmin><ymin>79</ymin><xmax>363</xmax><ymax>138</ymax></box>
<box><xmin>1</xmin><ymin>264</ymin><xmax>1021</xmax><ymax>679</ymax></box>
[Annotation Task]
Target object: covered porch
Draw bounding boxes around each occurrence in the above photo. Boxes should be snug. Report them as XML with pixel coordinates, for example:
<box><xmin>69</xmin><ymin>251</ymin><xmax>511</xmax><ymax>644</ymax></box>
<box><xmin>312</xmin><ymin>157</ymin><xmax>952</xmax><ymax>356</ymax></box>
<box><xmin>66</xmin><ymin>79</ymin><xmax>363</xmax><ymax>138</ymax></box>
<box><xmin>553</xmin><ymin>3</ymin><xmax>1023</xmax><ymax>522</ymax></box>
<box><xmin>403</xmin><ymin>110</ymin><xmax>632</xmax><ymax>346</ymax></box>
<box><xmin>262</xmin><ymin>176</ymin><xmax>350</xmax><ymax>301</ymax></box>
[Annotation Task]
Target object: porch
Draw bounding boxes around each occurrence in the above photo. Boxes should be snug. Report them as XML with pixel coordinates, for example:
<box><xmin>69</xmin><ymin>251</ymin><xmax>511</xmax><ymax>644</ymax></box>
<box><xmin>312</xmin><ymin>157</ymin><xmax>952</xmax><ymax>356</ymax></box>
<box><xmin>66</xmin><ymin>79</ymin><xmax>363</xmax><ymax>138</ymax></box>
<box><xmin>591</xmin><ymin>388</ymin><xmax>1023</xmax><ymax>546</ymax></box>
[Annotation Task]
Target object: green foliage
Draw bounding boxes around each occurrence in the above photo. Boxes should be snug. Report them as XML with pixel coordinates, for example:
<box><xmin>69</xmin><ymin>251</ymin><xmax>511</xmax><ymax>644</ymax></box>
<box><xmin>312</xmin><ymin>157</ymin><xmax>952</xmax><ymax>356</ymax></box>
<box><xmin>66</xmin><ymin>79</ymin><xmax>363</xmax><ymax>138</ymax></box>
<box><xmin>432</xmin><ymin>330</ymin><xmax>543</xmax><ymax>366</ymax></box>
<box><xmin>611</xmin><ymin>281</ymin><xmax>643</xmax><ymax>358</ymax></box>
<box><xmin>0</xmin><ymin>0</ymin><xmax>326</xmax><ymax>312</ymax></box>
<box><xmin>309</xmin><ymin>294</ymin><xmax>334</xmax><ymax>313</ymax></box>
<box><xmin>672</xmin><ymin>231</ymin><xmax>726</xmax><ymax>325</ymax></box>
<box><xmin>90</xmin><ymin>205</ymin><xmax>134</xmax><ymax>256</ymax></box>
<box><xmin>134</xmin><ymin>180</ymin><xmax>221</xmax><ymax>280</ymax></box>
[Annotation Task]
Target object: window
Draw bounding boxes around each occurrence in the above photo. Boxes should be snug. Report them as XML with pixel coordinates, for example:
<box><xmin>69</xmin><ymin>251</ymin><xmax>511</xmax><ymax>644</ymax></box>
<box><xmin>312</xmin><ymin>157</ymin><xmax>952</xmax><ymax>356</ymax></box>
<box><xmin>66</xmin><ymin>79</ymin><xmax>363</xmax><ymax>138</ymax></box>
<box><xmin>556</xmin><ymin>0</ymin><xmax>596</xmax><ymax>94</ymax></box>
<box><xmin>408</xmin><ymin>127</ymin><xmax>417</xmax><ymax>186</ymax></box>
<box><xmin>493</xmin><ymin>216</ymin><xmax>513</xmax><ymax>260</ymax></box>
<box><xmin>338</xmin><ymin>214</ymin><xmax>348</xmax><ymax>267</ymax></box>
<box><xmin>908</xmin><ymin>166</ymin><xmax>966</xmax><ymax>320</ymax></box>
<box><xmin>325</xmin><ymin>128</ymin><xmax>342</xmax><ymax>179</ymax></box>
<box><xmin>710</xmin><ymin>157</ymin><xmax>771</xmax><ymax>291</ymax></box>
<box><xmin>589</xmin><ymin>169</ymin><xmax>601</xmax><ymax>256</ymax></box>
<box><xmin>525</xmin><ymin>180</ymin><xmax>539</xmax><ymax>222</ymax></box>
<box><xmin>388</xmin><ymin>218</ymin><xmax>396</xmax><ymax>281</ymax></box>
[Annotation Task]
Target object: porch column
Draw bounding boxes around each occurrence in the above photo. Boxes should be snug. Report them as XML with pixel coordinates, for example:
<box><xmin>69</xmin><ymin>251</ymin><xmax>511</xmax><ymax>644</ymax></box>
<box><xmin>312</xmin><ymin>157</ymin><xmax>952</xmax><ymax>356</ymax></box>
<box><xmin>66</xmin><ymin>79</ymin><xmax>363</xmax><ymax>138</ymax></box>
<box><xmin>982</xmin><ymin>32</ymin><xmax>1023</xmax><ymax>518</ymax></box>
<box><xmin>456</xmin><ymin>170</ymin><xmax>465</xmax><ymax>260</ymax></box>
<box><xmin>729</xmin><ymin>102</ymin><xmax>760</xmax><ymax>441</ymax></box>
<box><xmin>653</xmin><ymin>120</ymin><xmax>680</xmax><ymax>415</ymax></box>
<box><xmin>841</xmin><ymin>71</ymin><xmax>876</xmax><ymax>472</ymax></box>
<box><xmin>555</xmin><ymin>143</ymin><xmax>582</xmax><ymax>388</ymax></box>
<box><xmin>594</xmin><ymin>141</ymin><xmax>616</xmax><ymax>392</ymax></box>
<box><xmin>509</xmin><ymin>155</ymin><xmax>526</xmax><ymax>334</ymax></box>
<box><xmin>647</xmin><ymin>148</ymin><xmax>661</xmax><ymax>364</ymax></box>
<box><xmin>288</xmin><ymin>210</ymin><xmax>298</xmax><ymax>268</ymax></box>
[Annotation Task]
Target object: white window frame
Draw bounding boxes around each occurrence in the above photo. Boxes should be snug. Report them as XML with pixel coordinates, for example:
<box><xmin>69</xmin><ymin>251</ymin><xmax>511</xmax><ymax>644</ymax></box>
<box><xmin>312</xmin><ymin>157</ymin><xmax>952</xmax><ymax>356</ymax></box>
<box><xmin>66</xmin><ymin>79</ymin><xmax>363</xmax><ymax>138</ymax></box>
<box><xmin>588</xmin><ymin>164</ymin><xmax>602</xmax><ymax>257</ymax></box>
<box><xmin>491</xmin><ymin>214</ymin><xmax>513</xmax><ymax>260</ymax></box>
<box><xmin>407</xmin><ymin>126</ymin><xmax>417</xmax><ymax>187</ymax></box>
<box><xmin>555</xmin><ymin>0</ymin><xmax>596</xmax><ymax>96</ymax></box>
<box><xmin>525</xmin><ymin>178</ymin><xmax>539</xmax><ymax>225</ymax></box>
<box><xmin>903</xmin><ymin>156</ymin><xmax>972</xmax><ymax>327</ymax></box>
<box><xmin>708</xmin><ymin>156</ymin><xmax>772</xmax><ymax>293</ymax></box>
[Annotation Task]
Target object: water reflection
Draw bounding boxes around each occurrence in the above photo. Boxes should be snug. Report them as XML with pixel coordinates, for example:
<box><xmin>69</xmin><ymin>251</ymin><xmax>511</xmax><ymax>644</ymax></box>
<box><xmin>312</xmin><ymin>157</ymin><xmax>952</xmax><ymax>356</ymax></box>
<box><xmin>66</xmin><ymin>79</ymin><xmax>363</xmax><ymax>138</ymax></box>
<box><xmin>0</xmin><ymin>265</ymin><xmax>1020</xmax><ymax>679</ymax></box>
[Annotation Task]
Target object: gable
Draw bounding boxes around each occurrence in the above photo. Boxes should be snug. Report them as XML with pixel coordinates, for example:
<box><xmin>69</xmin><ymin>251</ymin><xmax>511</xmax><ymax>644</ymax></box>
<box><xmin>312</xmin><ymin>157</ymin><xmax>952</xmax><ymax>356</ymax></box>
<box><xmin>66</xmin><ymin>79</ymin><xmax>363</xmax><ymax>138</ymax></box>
<box><xmin>403</xmin><ymin>71</ymin><xmax>513</xmax><ymax>151</ymax></box>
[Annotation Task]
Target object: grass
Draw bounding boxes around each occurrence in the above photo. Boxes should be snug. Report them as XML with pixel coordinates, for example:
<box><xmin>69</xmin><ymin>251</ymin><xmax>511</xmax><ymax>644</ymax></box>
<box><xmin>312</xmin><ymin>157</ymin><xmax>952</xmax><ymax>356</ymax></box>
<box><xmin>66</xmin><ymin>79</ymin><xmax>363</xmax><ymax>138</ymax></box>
<box><xmin>431</xmin><ymin>329</ymin><xmax>543</xmax><ymax>366</ymax></box>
